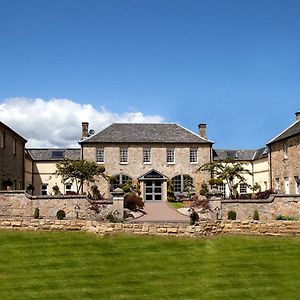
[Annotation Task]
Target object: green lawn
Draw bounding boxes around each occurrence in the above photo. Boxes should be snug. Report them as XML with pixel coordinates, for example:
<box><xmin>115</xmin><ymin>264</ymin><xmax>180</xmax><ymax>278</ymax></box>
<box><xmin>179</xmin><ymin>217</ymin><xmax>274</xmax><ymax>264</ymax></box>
<box><xmin>0</xmin><ymin>231</ymin><xmax>299</xmax><ymax>299</ymax></box>
<box><xmin>168</xmin><ymin>201</ymin><xmax>184</xmax><ymax>209</ymax></box>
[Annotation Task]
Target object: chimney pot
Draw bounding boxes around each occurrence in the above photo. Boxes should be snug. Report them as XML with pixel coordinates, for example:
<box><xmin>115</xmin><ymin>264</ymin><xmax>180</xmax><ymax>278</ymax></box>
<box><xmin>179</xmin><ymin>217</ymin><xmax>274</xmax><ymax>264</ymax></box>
<box><xmin>296</xmin><ymin>112</ymin><xmax>300</xmax><ymax>121</ymax></box>
<box><xmin>198</xmin><ymin>123</ymin><xmax>207</xmax><ymax>139</ymax></box>
<box><xmin>81</xmin><ymin>122</ymin><xmax>89</xmax><ymax>139</ymax></box>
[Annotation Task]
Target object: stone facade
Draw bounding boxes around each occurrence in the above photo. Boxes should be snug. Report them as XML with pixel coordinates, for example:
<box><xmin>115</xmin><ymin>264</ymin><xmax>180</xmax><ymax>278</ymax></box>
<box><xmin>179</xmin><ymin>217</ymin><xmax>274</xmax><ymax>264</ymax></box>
<box><xmin>0</xmin><ymin>218</ymin><xmax>300</xmax><ymax>236</ymax></box>
<box><xmin>269</xmin><ymin>134</ymin><xmax>300</xmax><ymax>194</ymax></box>
<box><xmin>82</xmin><ymin>143</ymin><xmax>212</xmax><ymax>200</ymax></box>
<box><xmin>0</xmin><ymin>122</ymin><xmax>27</xmax><ymax>190</ymax></box>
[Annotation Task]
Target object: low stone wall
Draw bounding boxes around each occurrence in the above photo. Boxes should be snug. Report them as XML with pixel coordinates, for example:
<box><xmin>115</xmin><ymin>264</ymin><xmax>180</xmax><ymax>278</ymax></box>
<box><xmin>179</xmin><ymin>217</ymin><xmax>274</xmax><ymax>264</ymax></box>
<box><xmin>1</xmin><ymin>218</ymin><xmax>300</xmax><ymax>236</ymax></box>
<box><xmin>221</xmin><ymin>194</ymin><xmax>300</xmax><ymax>221</ymax></box>
<box><xmin>0</xmin><ymin>191</ymin><xmax>113</xmax><ymax>220</ymax></box>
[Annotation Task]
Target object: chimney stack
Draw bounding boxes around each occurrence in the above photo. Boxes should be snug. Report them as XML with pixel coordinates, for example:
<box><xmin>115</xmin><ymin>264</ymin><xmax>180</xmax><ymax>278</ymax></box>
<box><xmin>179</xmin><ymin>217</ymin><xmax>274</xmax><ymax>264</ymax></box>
<box><xmin>296</xmin><ymin>112</ymin><xmax>300</xmax><ymax>122</ymax></box>
<box><xmin>81</xmin><ymin>122</ymin><xmax>89</xmax><ymax>139</ymax></box>
<box><xmin>198</xmin><ymin>123</ymin><xmax>207</xmax><ymax>139</ymax></box>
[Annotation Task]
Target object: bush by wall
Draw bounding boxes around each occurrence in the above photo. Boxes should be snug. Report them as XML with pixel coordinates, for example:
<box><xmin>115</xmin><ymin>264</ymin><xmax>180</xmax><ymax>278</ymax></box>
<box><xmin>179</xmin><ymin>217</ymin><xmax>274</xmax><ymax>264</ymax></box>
<box><xmin>56</xmin><ymin>210</ymin><xmax>66</xmax><ymax>220</ymax></box>
<box><xmin>253</xmin><ymin>210</ymin><xmax>259</xmax><ymax>220</ymax></box>
<box><xmin>33</xmin><ymin>208</ymin><xmax>39</xmax><ymax>219</ymax></box>
<box><xmin>228</xmin><ymin>211</ymin><xmax>237</xmax><ymax>220</ymax></box>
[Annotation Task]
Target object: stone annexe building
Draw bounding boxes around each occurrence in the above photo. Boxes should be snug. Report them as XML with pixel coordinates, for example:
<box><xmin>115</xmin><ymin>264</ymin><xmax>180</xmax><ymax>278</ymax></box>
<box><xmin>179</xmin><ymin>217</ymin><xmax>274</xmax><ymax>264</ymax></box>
<box><xmin>0</xmin><ymin>121</ymin><xmax>27</xmax><ymax>190</ymax></box>
<box><xmin>267</xmin><ymin>112</ymin><xmax>300</xmax><ymax>194</ymax></box>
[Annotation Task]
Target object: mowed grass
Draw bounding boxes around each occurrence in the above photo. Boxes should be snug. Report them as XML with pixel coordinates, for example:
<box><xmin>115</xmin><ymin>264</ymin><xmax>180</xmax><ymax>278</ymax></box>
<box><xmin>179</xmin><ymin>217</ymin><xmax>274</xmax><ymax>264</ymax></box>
<box><xmin>0</xmin><ymin>231</ymin><xmax>299</xmax><ymax>300</ymax></box>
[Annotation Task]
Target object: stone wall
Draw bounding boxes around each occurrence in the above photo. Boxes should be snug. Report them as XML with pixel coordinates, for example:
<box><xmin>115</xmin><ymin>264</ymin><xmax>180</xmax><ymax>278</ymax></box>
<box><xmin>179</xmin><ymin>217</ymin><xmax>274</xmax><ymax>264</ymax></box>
<box><xmin>0</xmin><ymin>218</ymin><xmax>300</xmax><ymax>236</ymax></box>
<box><xmin>221</xmin><ymin>194</ymin><xmax>300</xmax><ymax>220</ymax></box>
<box><xmin>0</xmin><ymin>191</ymin><xmax>113</xmax><ymax>220</ymax></box>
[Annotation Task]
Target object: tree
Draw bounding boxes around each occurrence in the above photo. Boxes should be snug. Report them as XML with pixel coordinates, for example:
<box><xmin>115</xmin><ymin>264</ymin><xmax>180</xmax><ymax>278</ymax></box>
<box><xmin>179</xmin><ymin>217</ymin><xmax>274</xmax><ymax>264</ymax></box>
<box><xmin>198</xmin><ymin>159</ymin><xmax>252</xmax><ymax>199</ymax></box>
<box><xmin>55</xmin><ymin>159</ymin><xmax>106</xmax><ymax>194</ymax></box>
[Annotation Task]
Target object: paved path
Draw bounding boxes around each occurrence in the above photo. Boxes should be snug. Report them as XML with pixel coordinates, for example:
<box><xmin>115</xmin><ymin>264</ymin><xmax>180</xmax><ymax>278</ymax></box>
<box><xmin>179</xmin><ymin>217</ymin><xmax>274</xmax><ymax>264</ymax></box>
<box><xmin>131</xmin><ymin>201</ymin><xmax>190</xmax><ymax>223</ymax></box>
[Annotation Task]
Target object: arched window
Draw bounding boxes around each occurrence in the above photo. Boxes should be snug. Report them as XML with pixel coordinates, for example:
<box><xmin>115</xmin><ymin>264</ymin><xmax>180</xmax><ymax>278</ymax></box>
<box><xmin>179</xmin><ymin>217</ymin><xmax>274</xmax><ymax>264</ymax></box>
<box><xmin>171</xmin><ymin>174</ymin><xmax>193</xmax><ymax>192</ymax></box>
<box><xmin>110</xmin><ymin>174</ymin><xmax>132</xmax><ymax>191</ymax></box>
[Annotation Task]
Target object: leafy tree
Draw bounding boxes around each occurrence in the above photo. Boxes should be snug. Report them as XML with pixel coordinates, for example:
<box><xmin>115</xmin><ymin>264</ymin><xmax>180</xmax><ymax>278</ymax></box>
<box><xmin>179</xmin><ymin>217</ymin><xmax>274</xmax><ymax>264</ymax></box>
<box><xmin>55</xmin><ymin>159</ymin><xmax>106</xmax><ymax>194</ymax></box>
<box><xmin>199</xmin><ymin>181</ymin><xmax>209</xmax><ymax>197</ymax></box>
<box><xmin>198</xmin><ymin>159</ymin><xmax>252</xmax><ymax>199</ymax></box>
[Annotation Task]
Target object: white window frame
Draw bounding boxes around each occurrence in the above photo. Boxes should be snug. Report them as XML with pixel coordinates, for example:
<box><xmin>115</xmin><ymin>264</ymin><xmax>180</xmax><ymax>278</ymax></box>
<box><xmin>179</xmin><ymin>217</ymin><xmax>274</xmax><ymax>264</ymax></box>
<box><xmin>96</xmin><ymin>148</ymin><xmax>104</xmax><ymax>163</ymax></box>
<box><xmin>41</xmin><ymin>184</ymin><xmax>48</xmax><ymax>196</ymax></box>
<box><xmin>167</xmin><ymin>148</ymin><xmax>175</xmax><ymax>164</ymax></box>
<box><xmin>284</xmin><ymin>177</ymin><xmax>289</xmax><ymax>194</ymax></box>
<box><xmin>143</xmin><ymin>147</ymin><xmax>151</xmax><ymax>164</ymax></box>
<box><xmin>189</xmin><ymin>148</ymin><xmax>198</xmax><ymax>163</ymax></box>
<box><xmin>219</xmin><ymin>183</ymin><xmax>226</xmax><ymax>198</ymax></box>
<box><xmin>275</xmin><ymin>177</ymin><xmax>280</xmax><ymax>192</ymax></box>
<box><xmin>239</xmin><ymin>183</ymin><xmax>247</xmax><ymax>194</ymax></box>
<box><xmin>120</xmin><ymin>147</ymin><xmax>128</xmax><ymax>164</ymax></box>
<box><xmin>294</xmin><ymin>176</ymin><xmax>299</xmax><ymax>194</ymax></box>
<box><xmin>65</xmin><ymin>183</ymin><xmax>72</xmax><ymax>194</ymax></box>
<box><xmin>284</xmin><ymin>142</ymin><xmax>288</xmax><ymax>159</ymax></box>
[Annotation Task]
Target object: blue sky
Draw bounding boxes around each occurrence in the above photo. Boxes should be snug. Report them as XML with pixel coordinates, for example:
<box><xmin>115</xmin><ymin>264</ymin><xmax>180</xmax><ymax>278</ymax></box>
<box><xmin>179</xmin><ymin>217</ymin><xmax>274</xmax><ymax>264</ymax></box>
<box><xmin>0</xmin><ymin>0</ymin><xmax>300</xmax><ymax>148</ymax></box>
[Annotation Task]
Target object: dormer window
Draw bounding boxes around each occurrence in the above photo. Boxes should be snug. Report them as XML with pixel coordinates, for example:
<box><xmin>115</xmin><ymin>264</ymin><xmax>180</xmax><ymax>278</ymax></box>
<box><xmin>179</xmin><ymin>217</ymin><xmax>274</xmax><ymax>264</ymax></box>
<box><xmin>284</xmin><ymin>142</ymin><xmax>288</xmax><ymax>159</ymax></box>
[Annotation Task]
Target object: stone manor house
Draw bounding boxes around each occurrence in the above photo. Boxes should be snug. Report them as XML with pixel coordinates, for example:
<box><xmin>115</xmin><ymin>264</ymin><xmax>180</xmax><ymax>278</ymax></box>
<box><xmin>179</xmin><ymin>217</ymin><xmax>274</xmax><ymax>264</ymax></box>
<box><xmin>1</xmin><ymin>112</ymin><xmax>300</xmax><ymax>201</ymax></box>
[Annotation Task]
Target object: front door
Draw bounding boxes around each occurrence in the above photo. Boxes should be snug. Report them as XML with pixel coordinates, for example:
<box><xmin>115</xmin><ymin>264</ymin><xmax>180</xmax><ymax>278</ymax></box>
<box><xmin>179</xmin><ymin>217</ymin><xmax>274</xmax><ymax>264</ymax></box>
<box><xmin>145</xmin><ymin>180</ymin><xmax>162</xmax><ymax>201</ymax></box>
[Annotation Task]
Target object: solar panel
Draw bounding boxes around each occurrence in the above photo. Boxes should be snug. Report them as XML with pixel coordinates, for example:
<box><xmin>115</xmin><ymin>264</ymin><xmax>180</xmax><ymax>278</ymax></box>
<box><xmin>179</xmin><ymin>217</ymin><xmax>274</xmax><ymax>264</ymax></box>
<box><xmin>226</xmin><ymin>151</ymin><xmax>238</xmax><ymax>158</ymax></box>
<box><xmin>51</xmin><ymin>151</ymin><xmax>65</xmax><ymax>158</ymax></box>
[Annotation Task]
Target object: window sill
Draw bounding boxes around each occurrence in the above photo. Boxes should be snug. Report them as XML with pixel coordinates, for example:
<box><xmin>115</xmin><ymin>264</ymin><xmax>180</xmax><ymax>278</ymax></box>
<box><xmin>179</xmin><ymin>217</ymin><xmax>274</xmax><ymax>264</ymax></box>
<box><xmin>190</xmin><ymin>161</ymin><xmax>198</xmax><ymax>164</ymax></box>
<box><xmin>167</xmin><ymin>162</ymin><xmax>175</xmax><ymax>165</ymax></box>
<box><xmin>96</xmin><ymin>162</ymin><xmax>105</xmax><ymax>164</ymax></box>
<box><xmin>143</xmin><ymin>162</ymin><xmax>151</xmax><ymax>165</ymax></box>
<box><xmin>120</xmin><ymin>162</ymin><xmax>128</xmax><ymax>165</ymax></box>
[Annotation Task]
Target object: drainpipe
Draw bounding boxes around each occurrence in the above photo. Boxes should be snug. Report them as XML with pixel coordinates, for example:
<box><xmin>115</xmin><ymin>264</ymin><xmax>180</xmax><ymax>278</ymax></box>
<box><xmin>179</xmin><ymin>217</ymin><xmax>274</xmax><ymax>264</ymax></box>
<box><xmin>268</xmin><ymin>146</ymin><xmax>272</xmax><ymax>190</ymax></box>
<box><xmin>251</xmin><ymin>161</ymin><xmax>254</xmax><ymax>188</ymax></box>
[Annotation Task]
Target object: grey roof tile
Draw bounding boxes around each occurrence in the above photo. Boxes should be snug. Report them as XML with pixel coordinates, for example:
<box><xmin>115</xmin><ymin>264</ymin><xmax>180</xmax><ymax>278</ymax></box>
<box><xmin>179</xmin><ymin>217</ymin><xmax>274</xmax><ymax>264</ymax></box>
<box><xmin>213</xmin><ymin>149</ymin><xmax>257</xmax><ymax>161</ymax></box>
<box><xmin>26</xmin><ymin>148</ymin><xmax>81</xmax><ymax>161</ymax></box>
<box><xmin>253</xmin><ymin>147</ymin><xmax>269</xmax><ymax>160</ymax></box>
<box><xmin>79</xmin><ymin>123</ymin><xmax>213</xmax><ymax>144</ymax></box>
<box><xmin>267</xmin><ymin>121</ymin><xmax>300</xmax><ymax>145</ymax></box>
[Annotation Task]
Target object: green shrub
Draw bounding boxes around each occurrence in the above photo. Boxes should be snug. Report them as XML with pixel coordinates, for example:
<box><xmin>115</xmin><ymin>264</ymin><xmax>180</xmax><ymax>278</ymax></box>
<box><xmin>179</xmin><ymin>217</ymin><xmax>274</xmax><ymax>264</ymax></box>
<box><xmin>33</xmin><ymin>208</ymin><xmax>39</xmax><ymax>219</ymax></box>
<box><xmin>106</xmin><ymin>212</ymin><xmax>118</xmax><ymax>223</ymax></box>
<box><xmin>275</xmin><ymin>215</ymin><xmax>297</xmax><ymax>221</ymax></box>
<box><xmin>228</xmin><ymin>210</ymin><xmax>236</xmax><ymax>220</ymax></box>
<box><xmin>56</xmin><ymin>210</ymin><xmax>66</xmax><ymax>220</ymax></box>
<box><xmin>199</xmin><ymin>182</ymin><xmax>209</xmax><ymax>197</ymax></box>
<box><xmin>253</xmin><ymin>210</ymin><xmax>259</xmax><ymax>220</ymax></box>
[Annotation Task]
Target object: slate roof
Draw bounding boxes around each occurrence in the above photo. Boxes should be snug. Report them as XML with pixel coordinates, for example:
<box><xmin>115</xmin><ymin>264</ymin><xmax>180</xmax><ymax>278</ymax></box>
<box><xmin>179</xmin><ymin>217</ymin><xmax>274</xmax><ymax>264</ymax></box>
<box><xmin>26</xmin><ymin>148</ymin><xmax>81</xmax><ymax>161</ymax></box>
<box><xmin>253</xmin><ymin>147</ymin><xmax>269</xmax><ymax>160</ymax></box>
<box><xmin>267</xmin><ymin>120</ymin><xmax>300</xmax><ymax>145</ymax></box>
<box><xmin>79</xmin><ymin>123</ymin><xmax>213</xmax><ymax>144</ymax></box>
<box><xmin>213</xmin><ymin>149</ymin><xmax>256</xmax><ymax>161</ymax></box>
<box><xmin>0</xmin><ymin>121</ymin><xmax>27</xmax><ymax>143</ymax></box>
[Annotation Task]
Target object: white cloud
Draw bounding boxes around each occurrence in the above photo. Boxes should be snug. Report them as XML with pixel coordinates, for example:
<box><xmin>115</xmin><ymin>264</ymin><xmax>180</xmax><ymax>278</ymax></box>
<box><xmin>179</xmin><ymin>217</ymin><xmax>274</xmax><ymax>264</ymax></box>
<box><xmin>0</xmin><ymin>97</ymin><xmax>164</xmax><ymax>148</ymax></box>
